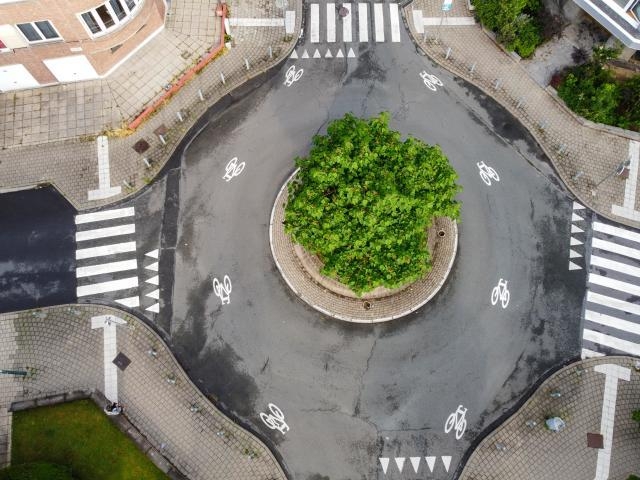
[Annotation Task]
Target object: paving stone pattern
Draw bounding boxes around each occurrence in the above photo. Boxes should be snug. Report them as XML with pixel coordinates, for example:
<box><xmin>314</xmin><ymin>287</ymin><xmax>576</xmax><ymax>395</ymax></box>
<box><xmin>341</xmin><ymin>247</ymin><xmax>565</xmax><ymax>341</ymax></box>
<box><xmin>0</xmin><ymin>0</ymin><xmax>301</xmax><ymax>211</ymax></box>
<box><xmin>405</xmin><ymin>1</ymin><xmax>640</xmax><ymax>230</ymax></box>
<box><xmin>0</xmin><ymin>305</ymin><xmax>286</xmax><ymax>480</ymax></box>
<box><xmin>459</xmin><ymin>357</ymin><xmax>640</xmax><ymax>480</ymax></box>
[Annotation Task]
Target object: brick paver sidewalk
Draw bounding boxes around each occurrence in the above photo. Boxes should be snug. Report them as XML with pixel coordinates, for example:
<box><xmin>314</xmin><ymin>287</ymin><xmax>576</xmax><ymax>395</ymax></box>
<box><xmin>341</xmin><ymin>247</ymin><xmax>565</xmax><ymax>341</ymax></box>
<box><xmin>0</xmin><ymin>0</ymin><xmax>301</xmax><ymax>211</ymax></box>
<box><xmin>459</xmin><ymin>357</ymin><xmax>640</xmax><ymax>480</ymax></box>
<box><xmin>405</xmin><ymin>1</ymin><xmax>640</xmax><ymax>230</ymax></box>
<box><xmin>0</xmin><ymin>305</ymin><xmax>286</xmax><ymax>479</ymax></box>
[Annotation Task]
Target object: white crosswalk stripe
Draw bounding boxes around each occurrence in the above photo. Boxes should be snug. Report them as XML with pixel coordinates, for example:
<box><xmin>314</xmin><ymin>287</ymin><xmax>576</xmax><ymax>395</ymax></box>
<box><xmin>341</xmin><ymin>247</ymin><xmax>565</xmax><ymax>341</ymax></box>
<box><xmin>305</xmin><ymin>2</ymin><xmax>401</xmax><ymax>45</ymax></box>
<box><xmin>583</xmin><ymin>218</ymin><xmax>640</xmax><ymax>358</ymax></box>
<box><xmin>75</xmin><ymin>207</ymin><xmax>142</xmax><ymax>306</ymax></box>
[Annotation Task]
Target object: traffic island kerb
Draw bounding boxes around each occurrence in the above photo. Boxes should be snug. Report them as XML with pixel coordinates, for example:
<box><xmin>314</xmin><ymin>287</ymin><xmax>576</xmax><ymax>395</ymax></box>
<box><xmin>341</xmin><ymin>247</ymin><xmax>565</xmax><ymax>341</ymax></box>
<box><xmin>269</xmin><ymin>169</ymin><xmax>459</xmax><ymax>323</ymax></box>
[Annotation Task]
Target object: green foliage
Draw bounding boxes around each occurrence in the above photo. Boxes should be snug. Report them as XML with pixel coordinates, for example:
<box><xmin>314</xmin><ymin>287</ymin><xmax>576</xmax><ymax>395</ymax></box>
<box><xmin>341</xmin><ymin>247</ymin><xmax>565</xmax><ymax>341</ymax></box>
<box><xmin>632</xmin><ymin>409</ymin><xmax>640</xmax><ymax>423</ymax></box>
<box><xmin>557</xmin><ymin>45</ymin><xmax>640</xmax><ymax>131</ymax></box>
<box><xmin>474</xmin><ymin>0</ymin><xmax>543</xmax><ymax>57</ymax></box>
<box><xmin>0</xmin><ymin>463</ymin><xmax>75</xmax><ymax>480</ymax></box>
<box><xmin>627</xmin><ymin>475</ymin><xmax>640</xmax><ymax>480</ymax></box>
<box><xmin>11</xmin><ymin>400</ymin><xmax>167</xmax><ymax>480</ymax></box>
<box><xmin>284</xmin><ymin>113</ymin><xmax>461</xmax><ymax>295</ymax></box>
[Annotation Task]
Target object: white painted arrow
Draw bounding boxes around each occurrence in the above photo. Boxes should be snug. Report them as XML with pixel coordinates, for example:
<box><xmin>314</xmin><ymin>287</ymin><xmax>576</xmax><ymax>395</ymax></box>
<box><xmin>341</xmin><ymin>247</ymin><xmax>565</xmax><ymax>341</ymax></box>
<box><xmin>145</xmin><ymin>261</ymin><xmax>159</xmax><ymax>271</ymax></box>
<box><xmin>91</xmin><ymin>315</ymin><xmax>126</xmax><ymax>402</ymax></box>
<box><xmin>379</xmin><ymin>457</ymin><xmax>389</xmax><ymax>474</ymax></box>
<box><xmin>425</xmin><ymin>456</ymin><xmax>436</xmax><ymax>472</ymax></box>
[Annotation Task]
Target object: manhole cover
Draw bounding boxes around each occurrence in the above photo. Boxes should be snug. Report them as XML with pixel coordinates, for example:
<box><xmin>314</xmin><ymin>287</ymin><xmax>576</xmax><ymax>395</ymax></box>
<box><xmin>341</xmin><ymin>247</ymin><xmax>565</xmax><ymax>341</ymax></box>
<box><xmin>112</xmin><ymin>352</ymin><xmax>131</xmax><ymax>371</ymax></box>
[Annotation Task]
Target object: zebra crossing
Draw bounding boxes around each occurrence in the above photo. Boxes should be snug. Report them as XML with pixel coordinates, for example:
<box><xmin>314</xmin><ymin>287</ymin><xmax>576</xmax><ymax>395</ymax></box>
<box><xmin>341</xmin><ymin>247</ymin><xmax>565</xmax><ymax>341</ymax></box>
<box><xmin>75</xmin><ymin>207</ymin><xmax>160</xmax><ymax>314</ymax></box>
<box><xmin>582</xmin><ymin>216</ymin><xmax>640</xmax><ymax>359</ymax></box>
<box><xmin>306</xmin><ymin>2</ymin><xmax>403</xmax><ymax>44</ymax></box>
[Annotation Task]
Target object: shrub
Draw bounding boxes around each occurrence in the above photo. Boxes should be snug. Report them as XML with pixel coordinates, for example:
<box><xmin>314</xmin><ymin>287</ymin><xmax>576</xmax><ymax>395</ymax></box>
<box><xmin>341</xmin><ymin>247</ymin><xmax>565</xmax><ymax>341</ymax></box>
<box><xmin>284</xmin><ymin>113</ymin><xmax>461</xmax><ymax>295</ymax></box>
<box><xmin>633</xmin><ymin>409</ymin><xmax>640</xmax><ymax>423</ymax></box>
<box><xmin>506</xmin><ymin>15</ymin><xmax>542</xmax><ymax>58</ymax></box>
<box><xmin>571</xmin><ymin>46</ymin><xmax>589</xmax><ymax>65</ymax></box>
<box><xmin>474</xmin><ymin>0</ymin><xmax>544</xmax><ymax>56</ymax></box>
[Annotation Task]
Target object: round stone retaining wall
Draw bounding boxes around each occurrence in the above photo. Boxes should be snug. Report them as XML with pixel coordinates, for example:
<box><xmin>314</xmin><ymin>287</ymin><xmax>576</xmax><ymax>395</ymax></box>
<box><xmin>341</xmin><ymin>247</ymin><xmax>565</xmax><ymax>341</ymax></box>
<box><xmin>269</xmin><ymin>169</ymin><xmax>459</xmax><ymax>323</ymax></box>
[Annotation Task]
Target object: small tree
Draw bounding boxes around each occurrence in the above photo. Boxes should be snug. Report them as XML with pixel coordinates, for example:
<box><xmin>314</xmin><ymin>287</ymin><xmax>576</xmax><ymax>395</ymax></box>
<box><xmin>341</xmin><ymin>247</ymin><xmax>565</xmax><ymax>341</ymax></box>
<box><xmin>284</xmin><ymin>113</ymin><xmax>461</xmax><ymax>295</ymax></box>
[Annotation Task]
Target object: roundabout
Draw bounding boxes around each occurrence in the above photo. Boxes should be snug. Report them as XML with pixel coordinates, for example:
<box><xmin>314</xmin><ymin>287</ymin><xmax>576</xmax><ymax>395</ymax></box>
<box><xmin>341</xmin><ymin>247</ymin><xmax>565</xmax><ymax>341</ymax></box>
<box><xmin>124</xmin><ymin>26</ymin><xmax>585</xmax><ymax>480</ymax></box>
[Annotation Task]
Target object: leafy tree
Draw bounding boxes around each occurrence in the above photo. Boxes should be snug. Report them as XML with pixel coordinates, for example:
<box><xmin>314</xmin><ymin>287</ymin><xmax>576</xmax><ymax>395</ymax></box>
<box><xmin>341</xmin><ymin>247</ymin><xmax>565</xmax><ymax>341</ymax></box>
<box><xmin>617</xmin><ymin>75</ymin><xmax>640</xmax><ymax>132</ymax></box>
<box><xmin>284</xmin><ymin>113</ymin><xmax>461</xmax><ymax>295</ymax></box>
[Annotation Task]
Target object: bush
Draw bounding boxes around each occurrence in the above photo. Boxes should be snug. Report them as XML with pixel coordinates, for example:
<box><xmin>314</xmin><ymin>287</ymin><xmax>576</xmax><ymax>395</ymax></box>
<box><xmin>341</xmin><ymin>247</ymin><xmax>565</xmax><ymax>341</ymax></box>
<box><xmin>505</xmin><ymin>15</ymin><xmax>542</xmax><ymax>58</ymax></box>
<box><xmin>627</xmin><ymin>475</ymin><xmax>640</xmax><ymax>480</ymax></box>
<box><xmin>0</xmin><ymin>462</ymin><xmax>74</xmax><ymax>480</ymax></box>
<box><xmin>571</xmin><ymin>46</ymin><xmax>589</xmax><ymax>65</ymax></box>
<box><xmin>284</xmin><ymin>113</ymin><xmax>461</xmax><ymax>295</ymax></box>
<box><xmin>474</xmin><ymin>0</ymin><xmax>544</xmax><ymax>56</ymax></box>
<box><xmin>557</xmin><ymin>45</ymin><xmax>640</xmax><ymax>132</ymax></box>
<box><xmin>633</xmin><ymin>409</ymin><xmax>640</xmax><ymax>423</ymax></box>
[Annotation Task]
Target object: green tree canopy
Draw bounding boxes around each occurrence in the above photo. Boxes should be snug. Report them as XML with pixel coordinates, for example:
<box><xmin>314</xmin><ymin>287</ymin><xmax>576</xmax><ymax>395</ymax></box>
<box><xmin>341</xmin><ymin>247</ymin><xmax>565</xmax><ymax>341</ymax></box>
<box><xmin>284</xmin><ymin>113</ymin><xmax>461</xmax><ymax>295</ymax></box>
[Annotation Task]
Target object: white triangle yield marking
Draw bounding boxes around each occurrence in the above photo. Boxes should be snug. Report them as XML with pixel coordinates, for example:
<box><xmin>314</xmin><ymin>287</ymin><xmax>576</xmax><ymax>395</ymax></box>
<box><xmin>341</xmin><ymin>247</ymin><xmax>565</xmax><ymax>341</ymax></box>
<box><xmin>570</xmin><ymin>237</ymin><xmax>583</xmax><ymax>246</ymax></box>
<box><xmin>573</xmin><ymin>201</ymin><xmax>585</xmax><ymax>210</ymax></box>
<box><xmin>290</xmin><ymin>50</ymin><xmax>298</xmax><ymax>59</ymax></box>
<box><xmin>145</xmin><ymin>249</ymin><xmax>159</xmax><ymax>259</ymax></box>
<box><xmin>115</xmin><ymin>296</ymin><xmax>139</xmax><ymax>308</ymax></box>
<box><xmin>425</xmin><ymin>456</ymin><xmax>436</xmax><ymax>472</ymax></box>
<box><xmin>394</xmin><ymin>457</ymin><xmax>405</xmax><ymax>472</ymax></box>
<box><xmin>325</xmin><ymin>49</ymin><xmax>333</xmax><ymax>58</ymax></box>
<box><xmin>441</xmin><ymin>456</ymin><xmax>452</xmax><ymax>472</ymax></box>
<box><xmin>336</xmin><ymin>48</ymin><xmax>344</xmax><ymax>58</ymax></box>
<box><xmin>409</xmin><ymin>456</ymin><xmax>421</xmax><ymax>473</ymax></box>
<box><xmin>146</xmin><ymin>275</ymin><xmax>159</xmax><ymax>285</ymax></box>
<box><xmin>145</xmin><ymin>261</ymin><xmax>159</xmax><ymax>271</ymax></box>
<box><xmin>146</xmin><ymin>303</ymin><xmax>159</xmax><ymax>313</ymax></box>
<box><xmin>571</xmin><ymin>212</ymin><xmax>583</xmax><ymax>222</ymax></box>
<box><xmin>347</xmin><ymin>47</ymin><xmax>356</xmax><ymax>58</ymax></box>
<box><xmin>301</xmin><ymin>49</ymin><xmax>309</xmax><ymax>58</ymax></box>
<box><xmin>571</xmin><ymin>224</ymin><xmax>584</xmax><ymax>234</ymax></box>
<box><xmin>570</xmin><ymin>249</ymin><xmax>582</xmax><ymax>258</ymax></box>
<box><xmin>379</xmin><ymin>458</ymin><xmax>389</xmax><ymax>474</ymax></box>
<box><xmin>146</xmin><ymin>289</ymin><xmax>160</xmax><ymax>299</ymax></box>
<box><xmin>313</xmin><ymin>49</ymin><xmax>321</xmax><ymax>58</ymax></box>
<box><xmin>569</xmin><ymin>261</ymin><xmax>582</xmax><ymax>270</ymax></box>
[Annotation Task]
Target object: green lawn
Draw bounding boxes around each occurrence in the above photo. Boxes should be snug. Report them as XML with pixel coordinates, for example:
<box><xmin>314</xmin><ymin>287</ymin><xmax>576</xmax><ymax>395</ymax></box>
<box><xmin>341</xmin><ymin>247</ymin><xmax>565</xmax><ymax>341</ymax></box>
<box><xmin>6</xmin><ymin>400</ymin><xmax>168</xmax><ymax>480</ymax></box>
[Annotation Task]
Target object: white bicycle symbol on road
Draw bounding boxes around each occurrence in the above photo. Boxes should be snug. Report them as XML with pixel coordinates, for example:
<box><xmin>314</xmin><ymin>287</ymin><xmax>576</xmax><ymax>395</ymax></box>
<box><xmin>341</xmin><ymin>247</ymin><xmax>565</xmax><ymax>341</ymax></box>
<box><xmin>444</xmin><ymin>404</ymin><xmax>468</xmax><ymax>440</ymax></box>
<box><xmin>477</xmin><ymin>161</ymin><xmax>500</xmax><ymax>186</ymax></box>
<box><xmin>419</xmin><ymin>70</ymin><xmax>443</xmax><ymax>91</ymax></box>
<box><xmin>213</xmin><ymin>274</ymin><xmax>232</xmax><ymax>305</ymax></box>
<box><xmin>284</xmin><ymin>65</ymin><xmax>304</xmax><ymax>87</ymax></box>
<box><xmin>491</xmin><ymin>278</ymin><xmax>510</xmax><ymax>309</ymax></box>
<box><xmin>222</xmin><ymin>157</ymin><xmax>245</xmax><ymax>182</ymax></box>
<box><xmin>260</xmin><ymin>403</ymin><xmax>289</xmax><ymax>435</ymax></box>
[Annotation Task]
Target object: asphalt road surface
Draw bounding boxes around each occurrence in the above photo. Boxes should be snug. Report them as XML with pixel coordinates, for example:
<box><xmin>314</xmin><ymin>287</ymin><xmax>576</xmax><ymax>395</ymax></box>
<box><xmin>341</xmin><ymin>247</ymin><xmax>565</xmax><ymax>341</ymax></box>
<box><xmin>0</xmin><ymin>187</ymin><xmax>75</xmax><ymax>313</ymax></box>
<box><xmin>153</xmin><ymin>26</ymin><xmax>585</xmax><ymax>480</ymax></box>
<box><xmin>0</xmin><ymin>12</ymin><xmax>588</xmax><ymax>480</ymax></box>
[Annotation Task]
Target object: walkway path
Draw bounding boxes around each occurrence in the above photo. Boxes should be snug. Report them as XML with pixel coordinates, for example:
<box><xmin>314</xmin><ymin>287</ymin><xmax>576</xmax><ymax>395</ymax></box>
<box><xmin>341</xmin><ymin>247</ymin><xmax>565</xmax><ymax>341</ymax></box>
<box><xmin>0</xmin><ymin>0</ymin><xmax>301</xmax><ymax>211</ymax></box>
<box><xmin>405</xmin><ymin>0</ymin><xmax>640</xmax><ymax>230</ymax></box>
<box><xmin>0</xmin><ymin>305</ymin><xmax>286</xmax><ymax>479</ymax></box>
<box><xmin>459</xmin><ymin>356</ymin><xmax>640</xmax><ymax>480</ymax></box>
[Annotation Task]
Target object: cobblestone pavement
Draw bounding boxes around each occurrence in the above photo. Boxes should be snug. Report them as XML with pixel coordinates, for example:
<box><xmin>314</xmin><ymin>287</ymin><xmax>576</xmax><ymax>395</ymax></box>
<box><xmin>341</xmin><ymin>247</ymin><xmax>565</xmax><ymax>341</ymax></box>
<box><xmin>459</xmin><ymin>357</ymin><xmax>640</xmax><ymax>480</ymax></box>
<box><xmin>405</xmin><ymin>0</ymin><xmax>640</xmax><ymax>230</ymax></box>
<box><xmin>0</xmin><ymin>305</ymin><xmax>286</xmax><ymax>479</ymax></box>
<box><xmin>0</xmin><ymin>0</ymin><xmax>301</xmax><ymax>210</ymax></box>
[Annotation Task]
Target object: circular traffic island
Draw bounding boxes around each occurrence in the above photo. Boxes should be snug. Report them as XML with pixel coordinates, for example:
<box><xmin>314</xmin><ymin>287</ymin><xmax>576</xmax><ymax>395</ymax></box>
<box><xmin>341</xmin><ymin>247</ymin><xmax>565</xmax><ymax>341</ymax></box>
<box><xmin>269</xmin><ymin>113</ymin><xmax>461</xmax><ymax>323</ymax></box>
